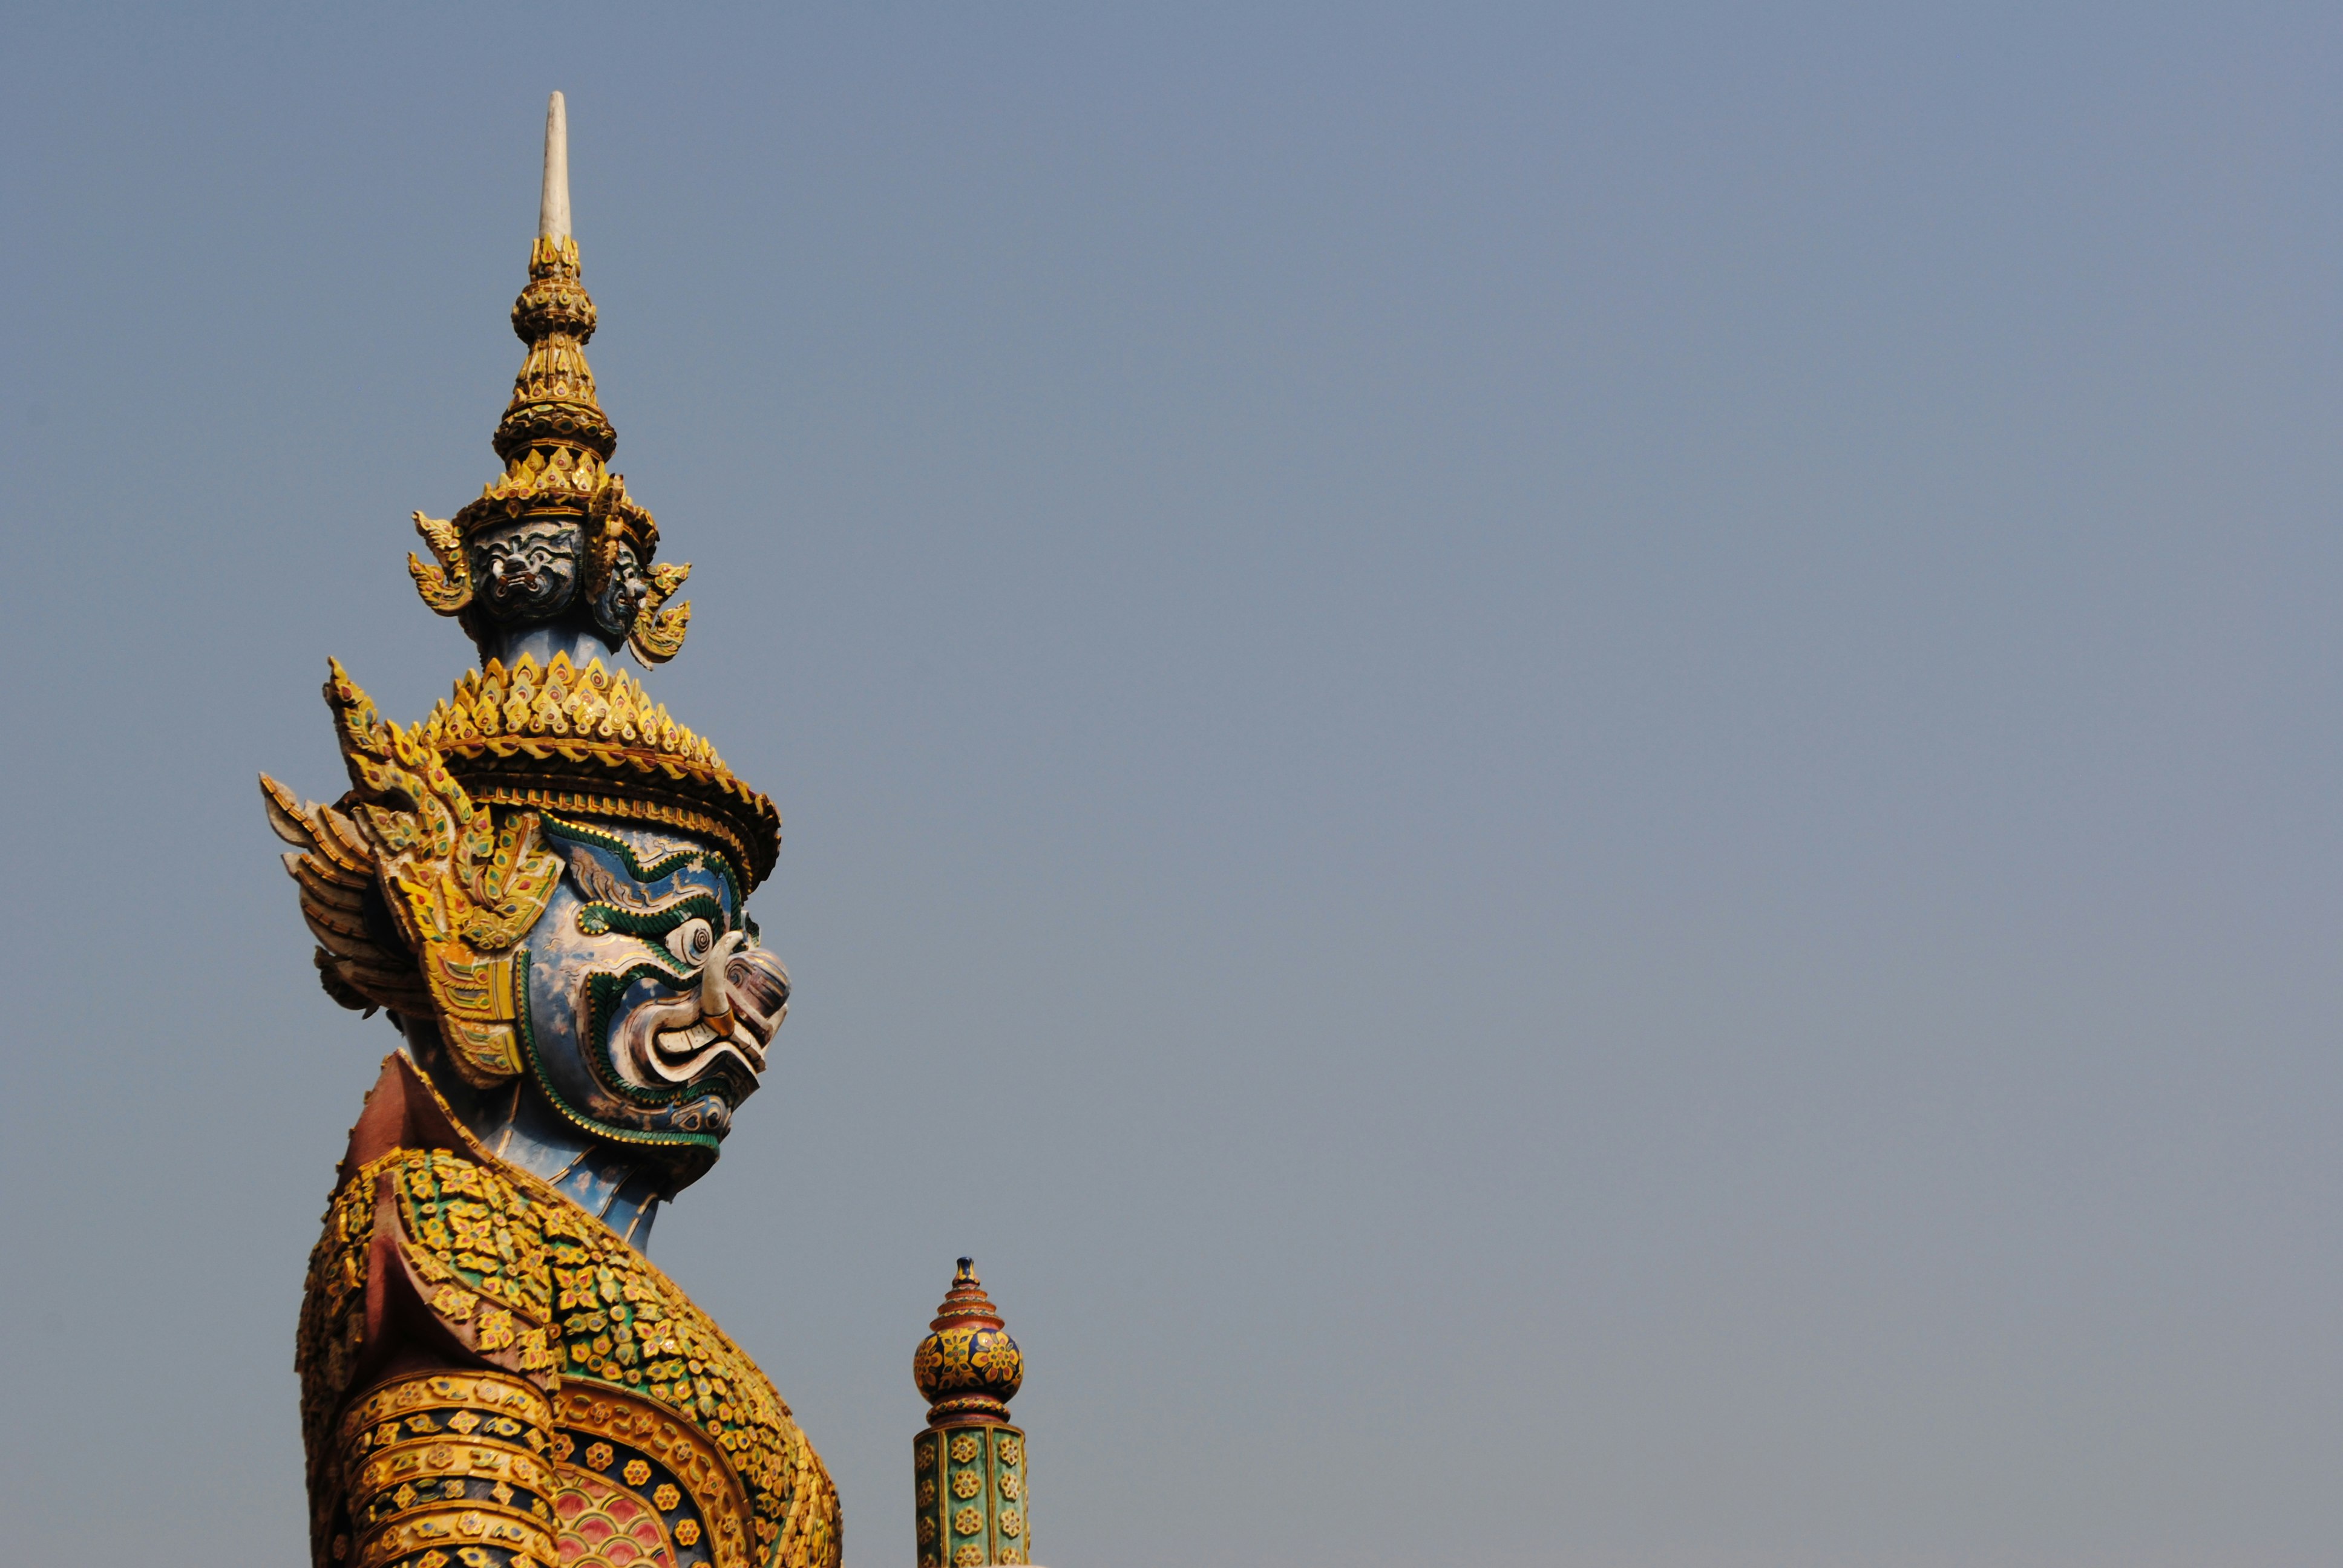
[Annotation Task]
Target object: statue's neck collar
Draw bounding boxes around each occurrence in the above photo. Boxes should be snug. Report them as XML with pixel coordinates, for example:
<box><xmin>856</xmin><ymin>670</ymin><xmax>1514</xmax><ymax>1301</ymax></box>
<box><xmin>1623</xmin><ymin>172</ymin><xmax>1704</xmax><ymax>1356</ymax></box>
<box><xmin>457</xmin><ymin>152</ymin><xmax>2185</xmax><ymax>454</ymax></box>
<box><xmin>469</xmin><ymin>1073</ymin><xmax>666</xmax><ymax>1249</ymax></box>
<box><xmin>390</xmin><ymin>1018</ymin><xmax>664</xmax><ymax>1250</ymax></box>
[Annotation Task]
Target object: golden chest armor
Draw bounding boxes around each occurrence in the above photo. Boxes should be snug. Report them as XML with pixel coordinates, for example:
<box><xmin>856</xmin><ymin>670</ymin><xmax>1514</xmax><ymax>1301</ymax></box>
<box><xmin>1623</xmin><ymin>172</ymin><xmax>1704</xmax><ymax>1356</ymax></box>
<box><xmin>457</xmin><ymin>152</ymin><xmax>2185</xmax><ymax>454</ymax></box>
<box><xmin>298</xmin><ymin>1135</ymin><xmax>839</xmax><ymax>1568</ymax></box>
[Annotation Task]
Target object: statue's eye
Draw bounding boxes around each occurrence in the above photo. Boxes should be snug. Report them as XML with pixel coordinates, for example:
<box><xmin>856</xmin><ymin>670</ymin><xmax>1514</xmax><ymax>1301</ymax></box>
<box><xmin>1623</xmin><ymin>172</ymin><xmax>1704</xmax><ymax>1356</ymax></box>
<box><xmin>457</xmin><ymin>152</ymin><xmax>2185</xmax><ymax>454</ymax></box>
<box><xmin>665</xmin><ymin>918</ymin><xmax>716</xmax><ymax>967</ymax></box>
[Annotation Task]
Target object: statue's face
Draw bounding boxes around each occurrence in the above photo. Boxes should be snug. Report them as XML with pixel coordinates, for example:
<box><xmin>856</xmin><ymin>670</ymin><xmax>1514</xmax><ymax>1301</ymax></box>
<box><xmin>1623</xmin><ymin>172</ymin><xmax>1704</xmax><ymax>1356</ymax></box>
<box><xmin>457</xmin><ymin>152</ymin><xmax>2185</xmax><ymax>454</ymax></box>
<box><xmin>518</xmin><ymin>816</ymin><xmax>790</xmax><ymax>1177</ymax></box>
<box><xmin>471</xmin><ymin>517</ymin><xmax>585</xmax><ymax>621</ymax></box>
<box><xmin>593</xmin><ymin>541</ymin><xmax>652</xmax><ymax>641</ymax></box>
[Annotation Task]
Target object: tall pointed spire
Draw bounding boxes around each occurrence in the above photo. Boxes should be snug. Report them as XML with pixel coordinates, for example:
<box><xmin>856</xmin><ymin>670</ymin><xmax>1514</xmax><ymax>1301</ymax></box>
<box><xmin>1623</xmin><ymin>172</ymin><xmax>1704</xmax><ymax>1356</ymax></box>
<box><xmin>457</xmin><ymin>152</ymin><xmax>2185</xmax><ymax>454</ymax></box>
<box><xmin>540</xmin><ymin>91</ymin><xmax>572</xmax><ymax>241</ymax></box>
<box><xmin>405</xmin><ymin>92</ymin><xmax>693</xmax><ymax>668</ymax></box>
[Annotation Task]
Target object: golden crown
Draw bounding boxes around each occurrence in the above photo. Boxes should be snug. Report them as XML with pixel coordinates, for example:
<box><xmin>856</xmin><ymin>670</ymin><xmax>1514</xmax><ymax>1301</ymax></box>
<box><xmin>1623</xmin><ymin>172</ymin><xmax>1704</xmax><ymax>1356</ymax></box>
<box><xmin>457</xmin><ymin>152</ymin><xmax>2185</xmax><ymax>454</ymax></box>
<box><xmin>419</xmin><ymin>651</ymin><xmax>780</xmax><ymax>890</ymax></box>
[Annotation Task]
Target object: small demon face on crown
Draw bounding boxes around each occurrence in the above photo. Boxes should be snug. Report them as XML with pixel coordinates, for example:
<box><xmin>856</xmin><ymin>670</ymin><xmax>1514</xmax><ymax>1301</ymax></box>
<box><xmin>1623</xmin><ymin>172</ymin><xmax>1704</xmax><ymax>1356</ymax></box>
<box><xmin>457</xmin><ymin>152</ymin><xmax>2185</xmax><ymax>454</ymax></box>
<box><xmin>472</xmin><ymin>515</ymin><xmax>585</xmax><ymax>621</ymax></box>
<box><xmin>412</xmin><ymin>497</ymin><xmax>691</xmax><ymax>668</ymax></box>
<box><xmin>263</xmin><ymin>657</ymin><xmax>787</xmax><ymax>1192</ymax></box>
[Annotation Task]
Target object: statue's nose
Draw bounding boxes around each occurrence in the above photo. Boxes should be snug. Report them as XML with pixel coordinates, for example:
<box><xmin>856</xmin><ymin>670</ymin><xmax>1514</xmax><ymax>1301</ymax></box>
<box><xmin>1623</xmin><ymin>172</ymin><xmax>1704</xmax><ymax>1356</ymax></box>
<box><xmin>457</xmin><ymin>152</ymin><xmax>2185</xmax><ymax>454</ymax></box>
<box><xmin>698</xmin><ymin>930</ymin><xmax>747</xmax><ymax>1035</ymax></box>
<box><xmin>725</xmin><ymin>947</ymin><xmax>791</xmax><ymax>1022</ymax></box>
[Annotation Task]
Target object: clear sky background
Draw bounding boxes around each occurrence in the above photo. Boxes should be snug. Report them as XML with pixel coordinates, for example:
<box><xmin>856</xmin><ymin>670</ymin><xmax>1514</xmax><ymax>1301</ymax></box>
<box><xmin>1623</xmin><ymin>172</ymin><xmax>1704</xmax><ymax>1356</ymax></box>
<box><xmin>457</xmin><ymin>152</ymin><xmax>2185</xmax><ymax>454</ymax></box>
<box><xmin>2</xmin><ymin>4</ymin><xmax>2339</xmax><ymax>1566</ymax></box>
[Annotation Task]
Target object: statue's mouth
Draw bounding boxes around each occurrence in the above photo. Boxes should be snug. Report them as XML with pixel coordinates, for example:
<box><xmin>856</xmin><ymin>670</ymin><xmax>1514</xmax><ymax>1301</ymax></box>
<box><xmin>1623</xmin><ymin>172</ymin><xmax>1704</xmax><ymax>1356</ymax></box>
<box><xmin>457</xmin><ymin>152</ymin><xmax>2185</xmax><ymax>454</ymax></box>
<box><xmin>610</xmin><ymin>946</ymin><xmax>788</xmax><ymax>1091</ymax></box>
<box><xmin>652</xmin><ymin>1016</ymin><xmax>767</xmax><ymax>1077</ymax></box>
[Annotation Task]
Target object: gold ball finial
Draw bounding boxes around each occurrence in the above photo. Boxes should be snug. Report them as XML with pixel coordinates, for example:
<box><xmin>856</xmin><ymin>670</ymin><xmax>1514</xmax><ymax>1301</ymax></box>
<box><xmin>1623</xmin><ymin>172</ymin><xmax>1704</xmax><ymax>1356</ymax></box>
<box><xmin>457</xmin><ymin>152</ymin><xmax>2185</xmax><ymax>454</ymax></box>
<box><xmin>912</xmin><ymin>1257</ymin><xmax>1023</xmax><ymax>1426</ymax></box>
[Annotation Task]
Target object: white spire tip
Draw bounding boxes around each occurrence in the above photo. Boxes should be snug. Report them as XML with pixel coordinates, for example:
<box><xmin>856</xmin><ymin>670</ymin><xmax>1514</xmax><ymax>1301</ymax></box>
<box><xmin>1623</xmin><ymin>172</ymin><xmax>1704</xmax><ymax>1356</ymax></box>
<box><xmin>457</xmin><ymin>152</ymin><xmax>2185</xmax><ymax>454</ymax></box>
<box><xmin>539</xmin><ymin>91</ymin><xmax>572</xmax><ymax>243</ymax></box>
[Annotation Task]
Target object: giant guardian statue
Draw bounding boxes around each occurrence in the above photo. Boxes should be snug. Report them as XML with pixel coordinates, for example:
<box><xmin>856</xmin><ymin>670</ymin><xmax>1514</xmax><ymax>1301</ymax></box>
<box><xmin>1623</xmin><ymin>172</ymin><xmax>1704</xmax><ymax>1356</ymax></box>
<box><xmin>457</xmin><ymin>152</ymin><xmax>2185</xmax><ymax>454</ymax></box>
<box><xmin>263</xmin><ymin>94</ymin><xmax>847</xmax><ymax>1568</ymax></box>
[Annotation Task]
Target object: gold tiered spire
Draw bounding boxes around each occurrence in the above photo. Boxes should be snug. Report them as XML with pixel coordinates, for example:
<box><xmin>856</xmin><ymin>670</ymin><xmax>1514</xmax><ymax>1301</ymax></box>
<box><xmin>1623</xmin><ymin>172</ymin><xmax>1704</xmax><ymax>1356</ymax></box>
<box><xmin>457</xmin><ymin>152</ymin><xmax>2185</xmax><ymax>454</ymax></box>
<box><xmin>408</xmin><ymin>92</ymin><xmax>690</xmax><ymax>666</ymax></box>
<box><xmin>497</xmin><ymin>91</ymin><xmax>615</xmax><ymax>477</ymax></box>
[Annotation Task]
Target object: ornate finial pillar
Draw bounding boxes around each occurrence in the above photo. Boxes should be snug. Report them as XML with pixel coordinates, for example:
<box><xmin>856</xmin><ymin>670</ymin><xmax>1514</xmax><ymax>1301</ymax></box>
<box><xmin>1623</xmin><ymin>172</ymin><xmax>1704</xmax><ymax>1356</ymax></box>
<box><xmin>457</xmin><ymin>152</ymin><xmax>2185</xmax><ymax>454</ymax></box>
<box><xmin>912</xmin><ymin>1259</ymin><xmax>1031</xmax><ymax>1567</ymax></box>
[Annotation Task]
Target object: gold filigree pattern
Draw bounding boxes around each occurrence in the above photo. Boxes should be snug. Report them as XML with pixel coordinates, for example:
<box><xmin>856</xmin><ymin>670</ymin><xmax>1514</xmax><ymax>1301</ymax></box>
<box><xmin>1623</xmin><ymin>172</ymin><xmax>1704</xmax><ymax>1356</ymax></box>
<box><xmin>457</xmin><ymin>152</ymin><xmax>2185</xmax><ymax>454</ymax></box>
<box><xmin>631</xmin><ymin>561</ymin><xmax>693</xmax><ymax>665</ymax></box>
<box><xmin>409</xmin><ymin>512</ymin><xmax>474</xmax><ymax>613</ymax></box>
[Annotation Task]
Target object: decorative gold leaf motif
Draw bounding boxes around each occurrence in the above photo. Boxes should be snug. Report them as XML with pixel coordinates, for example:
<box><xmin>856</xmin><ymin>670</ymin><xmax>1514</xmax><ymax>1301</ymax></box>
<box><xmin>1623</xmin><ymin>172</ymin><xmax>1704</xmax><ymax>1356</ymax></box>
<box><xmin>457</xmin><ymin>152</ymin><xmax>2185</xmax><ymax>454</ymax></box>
<box><xmin>409</xmin><ymin>512</ymin><xmax>474</xmax><ymax>613</ymax></box>
<box><xmin>629</xmin><ymin>561</ymin><xmax>692</xmax><ymax>665</ymax></box>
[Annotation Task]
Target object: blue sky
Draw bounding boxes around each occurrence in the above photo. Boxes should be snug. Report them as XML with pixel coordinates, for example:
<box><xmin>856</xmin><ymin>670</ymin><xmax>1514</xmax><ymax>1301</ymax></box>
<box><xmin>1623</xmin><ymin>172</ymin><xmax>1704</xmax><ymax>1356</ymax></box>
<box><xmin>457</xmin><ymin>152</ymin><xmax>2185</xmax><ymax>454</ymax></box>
<box><xmin>3</xmin><ymin>5</ymin><xmax>2339</xmax><ymax>1564</ymax></box>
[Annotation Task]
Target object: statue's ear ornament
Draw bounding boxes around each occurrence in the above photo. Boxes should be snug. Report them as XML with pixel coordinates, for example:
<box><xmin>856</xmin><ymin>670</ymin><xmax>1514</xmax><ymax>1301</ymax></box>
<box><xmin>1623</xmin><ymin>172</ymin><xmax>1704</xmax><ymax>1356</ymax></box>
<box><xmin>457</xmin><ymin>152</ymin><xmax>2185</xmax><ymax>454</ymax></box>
<box><xmin>258</xmin><ymin>659</ymin><xmax>568</xmax><ymax>1086</ymax></box>
<box><xmin>585</xmin><ymin>520</ymin><xmax>621</xmax><ymax>602</ymax></box>
<box><xmin>261</xmin><ymin>771</ymin><xmax>434</xmax><ymax>1019</ymax></box>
